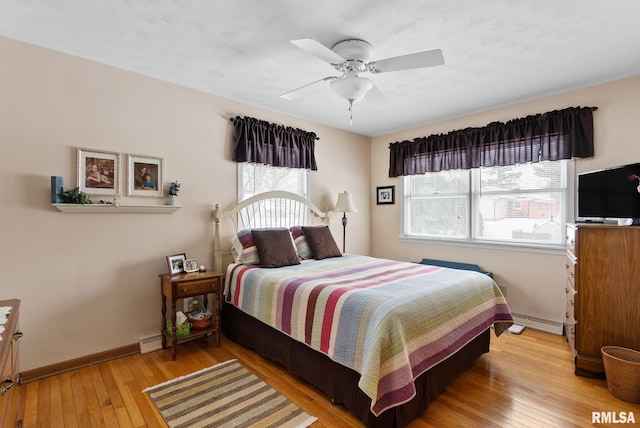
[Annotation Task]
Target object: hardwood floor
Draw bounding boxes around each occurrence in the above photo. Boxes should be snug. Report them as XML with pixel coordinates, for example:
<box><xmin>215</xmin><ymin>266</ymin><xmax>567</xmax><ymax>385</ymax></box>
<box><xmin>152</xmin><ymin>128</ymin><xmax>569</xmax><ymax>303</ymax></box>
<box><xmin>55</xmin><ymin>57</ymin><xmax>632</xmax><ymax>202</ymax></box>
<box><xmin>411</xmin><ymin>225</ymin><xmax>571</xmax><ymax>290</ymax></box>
<box><xmin>15</xmin><ymin>328</ymin><xmax>640</xmax><ymax>427</ymax></box>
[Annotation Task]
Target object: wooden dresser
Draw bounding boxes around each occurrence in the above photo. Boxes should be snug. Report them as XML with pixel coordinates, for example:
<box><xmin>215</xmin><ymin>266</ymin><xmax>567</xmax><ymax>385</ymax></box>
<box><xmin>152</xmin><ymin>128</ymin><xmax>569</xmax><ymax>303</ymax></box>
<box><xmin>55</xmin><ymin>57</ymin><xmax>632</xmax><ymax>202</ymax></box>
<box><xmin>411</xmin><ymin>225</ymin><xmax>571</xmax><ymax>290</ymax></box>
<box><xmin>0</xmin><ymin>299</ymin><xmax>21</xmax><ymax>428</ymax></box>
<box><xmin>565</xmin><ymin>223</ymin><xmax>640</xmax><ymax>376</ymax></box>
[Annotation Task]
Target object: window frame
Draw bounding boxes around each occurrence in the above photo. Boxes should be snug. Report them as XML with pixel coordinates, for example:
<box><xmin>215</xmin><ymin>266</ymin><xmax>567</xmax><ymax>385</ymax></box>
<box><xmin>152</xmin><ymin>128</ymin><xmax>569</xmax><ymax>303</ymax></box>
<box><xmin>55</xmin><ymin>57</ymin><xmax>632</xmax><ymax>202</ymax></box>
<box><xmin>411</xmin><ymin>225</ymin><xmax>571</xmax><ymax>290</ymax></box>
<box><xmin>237</xmin><ymin>163</ymin><xmax>309</xmax><ymax>202</ymax></box>
<box><xmin>400</xmin><ymin>160</ymin><xmax>574</xmax><ymax>255</ymax></box>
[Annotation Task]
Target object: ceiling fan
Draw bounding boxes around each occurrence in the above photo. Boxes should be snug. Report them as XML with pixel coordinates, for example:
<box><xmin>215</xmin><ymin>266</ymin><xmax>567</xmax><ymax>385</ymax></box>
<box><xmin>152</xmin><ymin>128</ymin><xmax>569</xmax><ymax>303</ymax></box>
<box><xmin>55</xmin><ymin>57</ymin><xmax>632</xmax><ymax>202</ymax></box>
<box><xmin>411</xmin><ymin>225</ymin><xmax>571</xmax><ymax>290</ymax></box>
<box><xmin>281</xmin><ymin>38</ymin><xmax>445</xmax><ymax>123</ymax></box>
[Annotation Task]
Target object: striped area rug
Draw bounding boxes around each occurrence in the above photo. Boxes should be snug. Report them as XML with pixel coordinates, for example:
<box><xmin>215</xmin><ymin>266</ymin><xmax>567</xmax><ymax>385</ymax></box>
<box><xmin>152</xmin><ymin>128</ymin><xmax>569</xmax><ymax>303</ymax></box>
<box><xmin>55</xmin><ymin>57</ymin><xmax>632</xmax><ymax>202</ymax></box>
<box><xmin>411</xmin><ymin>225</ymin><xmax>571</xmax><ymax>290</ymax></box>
<box><xmin>144</xmin><ymin>359</ymin><xmax>317</xmax><ymax>428</ymax></box>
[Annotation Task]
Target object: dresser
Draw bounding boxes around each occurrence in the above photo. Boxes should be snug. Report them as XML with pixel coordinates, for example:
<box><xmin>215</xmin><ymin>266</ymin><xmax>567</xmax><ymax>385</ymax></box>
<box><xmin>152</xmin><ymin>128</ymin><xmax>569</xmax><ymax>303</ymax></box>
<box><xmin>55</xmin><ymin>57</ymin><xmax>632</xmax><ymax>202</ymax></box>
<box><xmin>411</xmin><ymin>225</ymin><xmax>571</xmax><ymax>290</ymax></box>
<box><xmin>0</xmin><ymin>299</ymin><xmax>22</xmax><ymax>428</ymax></box>
<box><xmin>565</xmin><ymin>223</ymin><xmax>640</xmax><ymax>376</ymax></box>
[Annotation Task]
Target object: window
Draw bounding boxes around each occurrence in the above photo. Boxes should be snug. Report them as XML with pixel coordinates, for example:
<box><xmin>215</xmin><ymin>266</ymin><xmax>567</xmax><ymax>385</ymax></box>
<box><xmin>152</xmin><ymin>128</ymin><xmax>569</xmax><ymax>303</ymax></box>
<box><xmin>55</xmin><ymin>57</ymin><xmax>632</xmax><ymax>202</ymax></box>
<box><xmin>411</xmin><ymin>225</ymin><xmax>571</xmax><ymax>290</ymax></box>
<box><xmin>238</xmin><ymin>163</ymin><xmax>308</xmax><ymax>201</ymax></box>
<box><xmin>403</xmin><ymin>160</ymin><xmax>571</xmax><ymax>249</ymax></box>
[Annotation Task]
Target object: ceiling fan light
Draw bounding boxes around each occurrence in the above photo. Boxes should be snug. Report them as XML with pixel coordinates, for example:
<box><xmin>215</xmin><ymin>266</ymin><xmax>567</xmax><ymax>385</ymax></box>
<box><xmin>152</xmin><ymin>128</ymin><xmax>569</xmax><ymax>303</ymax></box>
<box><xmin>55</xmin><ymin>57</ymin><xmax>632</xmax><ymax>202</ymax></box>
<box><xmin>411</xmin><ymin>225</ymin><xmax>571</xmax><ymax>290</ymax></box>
<box><xmin>330</xmin><ymin>76</ymin><xmax>373</xmax><ymax>102</ymax></box>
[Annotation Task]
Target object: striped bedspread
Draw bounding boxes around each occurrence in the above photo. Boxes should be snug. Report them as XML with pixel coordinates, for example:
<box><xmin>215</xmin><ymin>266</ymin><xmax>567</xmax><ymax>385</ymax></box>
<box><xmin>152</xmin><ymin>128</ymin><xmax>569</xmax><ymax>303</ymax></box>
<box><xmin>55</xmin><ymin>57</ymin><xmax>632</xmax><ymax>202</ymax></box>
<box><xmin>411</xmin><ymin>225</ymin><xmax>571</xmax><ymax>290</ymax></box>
<box><xmin>225</xmin><ymin>254</ymin><xmax>513</xmax><ymax>416</ymax></box>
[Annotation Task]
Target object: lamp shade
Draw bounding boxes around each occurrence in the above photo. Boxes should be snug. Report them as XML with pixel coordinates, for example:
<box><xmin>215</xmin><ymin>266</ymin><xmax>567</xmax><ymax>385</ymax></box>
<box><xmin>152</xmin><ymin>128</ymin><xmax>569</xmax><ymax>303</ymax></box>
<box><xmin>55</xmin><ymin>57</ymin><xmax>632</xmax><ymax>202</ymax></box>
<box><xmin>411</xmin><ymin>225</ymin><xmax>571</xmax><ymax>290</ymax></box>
<box><xmin>335</xmin><ymin>191</ymin><xmax>358</xmax><ymax>213</ymax></box>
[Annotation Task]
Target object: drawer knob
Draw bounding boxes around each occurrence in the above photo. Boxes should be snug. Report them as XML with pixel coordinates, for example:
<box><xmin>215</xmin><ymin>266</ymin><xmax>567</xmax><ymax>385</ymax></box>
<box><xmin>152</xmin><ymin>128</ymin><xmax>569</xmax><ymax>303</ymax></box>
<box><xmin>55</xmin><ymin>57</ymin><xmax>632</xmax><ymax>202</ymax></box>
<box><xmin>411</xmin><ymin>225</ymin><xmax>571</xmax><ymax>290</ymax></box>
<box><xmin>183</xmin><ymin>288</ymin><xmax>188</xmax><ymax>293</ymax></box>
<box><xmin>1</xmin><ymin>377</ymin><xmax>14</xmax><ymax>395</ymax></box>
<box><xmin>13</xmin><ymin>331</ymin><xmax>23</xmax><ymax>341</ymax></box>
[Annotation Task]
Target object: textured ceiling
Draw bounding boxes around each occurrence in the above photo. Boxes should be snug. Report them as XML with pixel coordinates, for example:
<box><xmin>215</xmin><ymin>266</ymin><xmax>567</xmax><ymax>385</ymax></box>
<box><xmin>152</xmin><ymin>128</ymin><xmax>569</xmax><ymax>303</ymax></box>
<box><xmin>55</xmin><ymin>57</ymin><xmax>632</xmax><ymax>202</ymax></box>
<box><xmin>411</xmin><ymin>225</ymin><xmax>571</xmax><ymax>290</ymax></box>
<box><xmin>2</xmin><ymin>0</ymin><xmax>640</xmax><ymax>137</ymax></box>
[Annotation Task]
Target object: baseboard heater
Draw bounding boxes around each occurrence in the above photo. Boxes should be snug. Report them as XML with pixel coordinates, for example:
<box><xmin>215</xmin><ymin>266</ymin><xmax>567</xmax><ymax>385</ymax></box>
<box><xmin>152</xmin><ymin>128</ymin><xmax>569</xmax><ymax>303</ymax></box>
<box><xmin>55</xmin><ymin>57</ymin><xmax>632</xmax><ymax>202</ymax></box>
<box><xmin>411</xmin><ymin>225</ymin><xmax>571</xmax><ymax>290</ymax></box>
<box><xmin>139</xmin><ymin>334</ymin><xmax>163</xmax><ymax>354</ymax></box>
<box><xmin>510</xmin><ymin>313</ymin><xmax>564</xmax><ymax>335</ymax></box>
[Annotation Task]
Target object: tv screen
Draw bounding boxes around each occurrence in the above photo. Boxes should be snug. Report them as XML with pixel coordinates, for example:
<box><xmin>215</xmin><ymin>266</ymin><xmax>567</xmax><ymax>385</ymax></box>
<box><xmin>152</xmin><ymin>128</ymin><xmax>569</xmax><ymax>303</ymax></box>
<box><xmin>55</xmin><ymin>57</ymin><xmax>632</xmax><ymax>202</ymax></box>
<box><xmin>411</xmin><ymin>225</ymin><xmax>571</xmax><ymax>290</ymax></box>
<box><xmin>578</xmin><ymin>163</ymin><xmax>640</xmax><ymax>220</ymax></box>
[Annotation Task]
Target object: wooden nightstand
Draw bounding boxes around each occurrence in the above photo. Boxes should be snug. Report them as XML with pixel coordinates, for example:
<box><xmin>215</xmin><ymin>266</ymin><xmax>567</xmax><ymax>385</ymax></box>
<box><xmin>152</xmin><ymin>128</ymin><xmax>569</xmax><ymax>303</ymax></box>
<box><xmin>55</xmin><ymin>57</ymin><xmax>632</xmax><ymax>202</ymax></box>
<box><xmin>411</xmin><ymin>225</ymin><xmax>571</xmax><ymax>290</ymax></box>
<box><xmin>159</xmin><ymin>270</ymin><xmax>223</xmax><ymax>361</ymax></box>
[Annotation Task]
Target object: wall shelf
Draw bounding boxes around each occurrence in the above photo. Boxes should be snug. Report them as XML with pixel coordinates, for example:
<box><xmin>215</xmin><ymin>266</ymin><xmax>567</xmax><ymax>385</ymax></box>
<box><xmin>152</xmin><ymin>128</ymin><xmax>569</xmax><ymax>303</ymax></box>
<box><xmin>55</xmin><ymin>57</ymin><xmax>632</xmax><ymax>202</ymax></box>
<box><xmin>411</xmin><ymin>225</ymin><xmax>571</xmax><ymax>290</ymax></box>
<box><xmin>53</xmin><ymin>204</ymin><xmax>181</xmax><ymax>213</ymax></box>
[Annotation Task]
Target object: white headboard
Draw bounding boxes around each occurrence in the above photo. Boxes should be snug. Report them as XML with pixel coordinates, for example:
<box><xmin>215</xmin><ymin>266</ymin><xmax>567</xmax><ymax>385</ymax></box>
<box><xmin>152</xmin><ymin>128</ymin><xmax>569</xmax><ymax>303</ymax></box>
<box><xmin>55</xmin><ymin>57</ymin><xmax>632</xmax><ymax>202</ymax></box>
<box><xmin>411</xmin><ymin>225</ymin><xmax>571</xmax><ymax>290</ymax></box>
<box><xmin>213</xmin><ymin>191</ymin><xmax>328</xmax><ymax>272</ymax></box>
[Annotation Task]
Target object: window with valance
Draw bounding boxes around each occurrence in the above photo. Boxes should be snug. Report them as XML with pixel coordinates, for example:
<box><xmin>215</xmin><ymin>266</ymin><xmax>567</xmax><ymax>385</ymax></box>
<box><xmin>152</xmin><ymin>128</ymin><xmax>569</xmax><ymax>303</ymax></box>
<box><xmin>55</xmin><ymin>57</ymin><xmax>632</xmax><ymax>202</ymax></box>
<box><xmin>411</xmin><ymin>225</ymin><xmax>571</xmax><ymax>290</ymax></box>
<box><xmin>393</xmin><ymin>106</ymin><xmax>597</xmax><ymax>249</ymax></box>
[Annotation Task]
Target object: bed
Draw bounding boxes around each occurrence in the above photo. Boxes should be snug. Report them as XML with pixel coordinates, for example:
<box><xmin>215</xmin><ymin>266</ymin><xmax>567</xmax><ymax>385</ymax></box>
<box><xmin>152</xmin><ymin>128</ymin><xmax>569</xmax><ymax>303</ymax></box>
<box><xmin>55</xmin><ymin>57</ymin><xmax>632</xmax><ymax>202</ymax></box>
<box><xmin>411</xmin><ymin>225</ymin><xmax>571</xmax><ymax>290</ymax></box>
<box><xmin>213</xmin><ymin>191</ymin><xmax>513</xmax><ymax>427</ymax></box>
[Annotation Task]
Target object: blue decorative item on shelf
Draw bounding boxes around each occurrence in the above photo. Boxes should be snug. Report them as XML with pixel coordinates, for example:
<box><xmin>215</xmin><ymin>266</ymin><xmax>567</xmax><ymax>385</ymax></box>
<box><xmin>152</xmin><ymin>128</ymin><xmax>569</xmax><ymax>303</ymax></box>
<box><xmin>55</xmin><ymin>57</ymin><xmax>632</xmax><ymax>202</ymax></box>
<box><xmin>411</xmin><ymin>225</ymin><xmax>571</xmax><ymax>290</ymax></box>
<box><xmin>51</xmin><ymin>176</ymin><xmax>63</xmax><ymax>203</ymax></box>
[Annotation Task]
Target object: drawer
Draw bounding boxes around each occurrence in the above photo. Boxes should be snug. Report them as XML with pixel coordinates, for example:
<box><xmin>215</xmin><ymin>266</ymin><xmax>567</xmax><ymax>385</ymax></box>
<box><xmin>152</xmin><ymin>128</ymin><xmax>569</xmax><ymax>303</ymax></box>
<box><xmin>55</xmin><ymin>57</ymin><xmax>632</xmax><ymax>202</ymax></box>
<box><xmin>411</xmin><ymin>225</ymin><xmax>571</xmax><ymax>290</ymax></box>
<box><xmin>565</xmin><ymin>314</ymin><xmax>577</xmax><ymax>356</ymax></box>
<box><xmin>174</xmin><ymin>279</ymin><xmax>220</xmax><ymax>298</ymax></box>
<box><xmin>565</xmin><ymin>257</ymin><xmax>576</xmax><ymax>290</ymax></box>
<box><xmin>565</xmin><ymin>279</ymin><xmax>576</xmax><ymax>318</ymax></box>
<box><xmin>566</xmin><ymin>299</ymin><xmax>576</xmax><ymax>325</ymax></box>
<box><xmin>566</xmin><ymin>224</ymin><xmax>577</xmax><ymax>257</ymax></box>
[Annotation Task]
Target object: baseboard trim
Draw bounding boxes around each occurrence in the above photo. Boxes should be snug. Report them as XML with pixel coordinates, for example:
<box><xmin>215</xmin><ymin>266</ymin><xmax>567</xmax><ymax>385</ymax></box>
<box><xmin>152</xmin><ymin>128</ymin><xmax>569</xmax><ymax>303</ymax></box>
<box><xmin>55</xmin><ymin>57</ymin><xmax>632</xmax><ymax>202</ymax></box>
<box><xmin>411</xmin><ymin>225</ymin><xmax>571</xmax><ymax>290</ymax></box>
<box><xmin>21</xmin><ymin>343</ymin><xmax>139</xmax><ymax>383</ymax></box>
<box><xmin>511</xmin><ymin>313</ymin><xmax>564</xmax><ymax>335</ymax></box>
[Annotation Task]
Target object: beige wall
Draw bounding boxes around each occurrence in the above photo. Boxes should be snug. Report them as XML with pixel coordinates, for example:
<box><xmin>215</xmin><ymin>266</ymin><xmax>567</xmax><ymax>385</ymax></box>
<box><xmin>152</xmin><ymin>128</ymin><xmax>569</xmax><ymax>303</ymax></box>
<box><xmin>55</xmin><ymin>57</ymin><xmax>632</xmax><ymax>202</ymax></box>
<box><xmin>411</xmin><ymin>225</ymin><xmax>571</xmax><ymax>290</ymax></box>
<box><xmin>0</xmin><ymin>36</ymin><xmax>370</xmax><ymax>371</ymax></box>
<box><xmin>370</xmin><ymin>74</ymin><xmax>640</xmax><ymax>326</ymax></box>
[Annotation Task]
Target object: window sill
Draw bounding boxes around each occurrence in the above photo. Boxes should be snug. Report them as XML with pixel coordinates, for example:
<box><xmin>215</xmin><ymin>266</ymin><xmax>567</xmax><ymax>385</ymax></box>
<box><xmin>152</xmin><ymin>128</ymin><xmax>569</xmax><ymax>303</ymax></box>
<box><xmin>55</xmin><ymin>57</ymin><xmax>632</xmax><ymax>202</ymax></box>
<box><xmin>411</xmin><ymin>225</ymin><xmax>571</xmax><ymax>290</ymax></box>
<box><xmin>399</xmin><ymin>236</ymin><xmax>566</xmax><ymax>255</ymax></box>
<box><xmin>53</xmin><ymin>204</ymin><xmax>181</xmax><ymax>214</ymax></box>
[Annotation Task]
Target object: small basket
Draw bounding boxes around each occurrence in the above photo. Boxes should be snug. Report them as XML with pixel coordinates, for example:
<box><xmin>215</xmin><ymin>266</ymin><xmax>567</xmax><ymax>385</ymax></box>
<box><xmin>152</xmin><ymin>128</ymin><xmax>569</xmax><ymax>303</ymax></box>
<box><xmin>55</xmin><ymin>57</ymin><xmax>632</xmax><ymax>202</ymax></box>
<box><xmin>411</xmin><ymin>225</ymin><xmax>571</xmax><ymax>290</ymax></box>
<box><xmin>187</xmin><ymin>312</ymin><xmax>212</xmax><ymax>330</ymax></box>
<box><xmin>601</xmin><ymin>346</ymin><xmax>640</xmax><ymax>404</ymax></box>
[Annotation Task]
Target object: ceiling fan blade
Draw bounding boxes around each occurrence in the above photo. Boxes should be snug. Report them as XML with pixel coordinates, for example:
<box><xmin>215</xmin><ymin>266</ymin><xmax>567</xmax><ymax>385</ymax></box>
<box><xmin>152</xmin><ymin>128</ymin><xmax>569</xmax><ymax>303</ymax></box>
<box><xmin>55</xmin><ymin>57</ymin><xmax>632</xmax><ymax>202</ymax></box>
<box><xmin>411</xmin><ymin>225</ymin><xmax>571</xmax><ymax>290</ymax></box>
<box><xmin>280</xmin><ymin>77</ymin><xmax>336</xmax><ymax>100</ymax></box>
<box><xmin>290</xmin><ymin>38</ymin><xmax>346</xmax><ymax>65</ymax></box>
<box><xmin>369</xmin><ymin>49</ymin><xmax>444</xmax><ymax>73</ymax></box>
<box><xmin>364</xmin><ymin>83</ymin><xmax>388</xmax><ymax>105</ymax></box>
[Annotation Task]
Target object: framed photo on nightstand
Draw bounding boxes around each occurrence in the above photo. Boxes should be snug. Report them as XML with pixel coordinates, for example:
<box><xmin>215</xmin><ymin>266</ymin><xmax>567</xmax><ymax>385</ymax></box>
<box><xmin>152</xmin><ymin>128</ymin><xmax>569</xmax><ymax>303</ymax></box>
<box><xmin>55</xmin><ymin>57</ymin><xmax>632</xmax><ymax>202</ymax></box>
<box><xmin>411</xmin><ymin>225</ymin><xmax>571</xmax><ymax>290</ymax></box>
<box><xmin>184</xmin><ymin>259</ymin><xmax>199</xmax><ymax>273</ymax></box>
<box><xmin>167</xmin><ymin>253</ymin><xmax>186</xmax><ymax>275</ymax></box>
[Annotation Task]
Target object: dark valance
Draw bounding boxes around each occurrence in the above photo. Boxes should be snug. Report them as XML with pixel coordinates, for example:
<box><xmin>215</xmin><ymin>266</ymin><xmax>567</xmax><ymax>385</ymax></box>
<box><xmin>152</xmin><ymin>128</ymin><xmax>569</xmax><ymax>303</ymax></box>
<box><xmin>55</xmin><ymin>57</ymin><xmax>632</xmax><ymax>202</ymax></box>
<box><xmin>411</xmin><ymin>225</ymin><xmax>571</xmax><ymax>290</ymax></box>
<box><xmin>231</xmin><ymin>116</ymin><xmax>318</xmax><ymax>170</ymax></box>
<box><xmin>389</xmin><ymin>106</ymin><xmax>596</xmax><ymax>177</ymax></box>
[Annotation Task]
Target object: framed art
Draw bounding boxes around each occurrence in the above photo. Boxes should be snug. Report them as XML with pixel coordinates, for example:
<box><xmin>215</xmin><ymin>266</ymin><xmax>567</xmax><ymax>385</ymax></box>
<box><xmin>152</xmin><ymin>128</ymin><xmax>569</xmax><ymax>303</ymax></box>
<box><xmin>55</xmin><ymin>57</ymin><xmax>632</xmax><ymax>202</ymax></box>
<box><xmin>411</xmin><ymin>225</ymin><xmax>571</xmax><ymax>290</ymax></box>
<box><xmin>167</xmin><ymin>253</ymin><xmax>186</xmax><ymax>275</ymax></box>
<box><xmin>376</xmin><ymin>186</ymin><xmax>395</xmax><ymax>205</ymax></box>
<box><xmin>77</xmin><ymin>148</ymin><xmax>121</xmax><ymax>196</ymax></box>
<box><xmin>127</xmin><ymin>154</ymin><xmax>165</xmax><ymax>197</ymax></box>
<box><xmin>184</xmin><ymin>259</ymin><xmax>199</xmax><ymax>273</ymax></box>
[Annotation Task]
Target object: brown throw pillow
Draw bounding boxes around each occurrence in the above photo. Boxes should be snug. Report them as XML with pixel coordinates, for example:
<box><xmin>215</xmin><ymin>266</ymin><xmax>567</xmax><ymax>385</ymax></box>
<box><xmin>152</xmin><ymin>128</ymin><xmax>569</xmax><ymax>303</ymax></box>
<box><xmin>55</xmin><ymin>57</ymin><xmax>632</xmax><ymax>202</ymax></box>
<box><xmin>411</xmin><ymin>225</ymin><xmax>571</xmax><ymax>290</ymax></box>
<box><xmin>251</xmin><ymin>229</ymin><xmax>300</xmax><ymax>268</ymax></box>
<box><xmin>302</xmin><ymin>226</ymin><xmax>342</xmax><ymax>260</ymax></box>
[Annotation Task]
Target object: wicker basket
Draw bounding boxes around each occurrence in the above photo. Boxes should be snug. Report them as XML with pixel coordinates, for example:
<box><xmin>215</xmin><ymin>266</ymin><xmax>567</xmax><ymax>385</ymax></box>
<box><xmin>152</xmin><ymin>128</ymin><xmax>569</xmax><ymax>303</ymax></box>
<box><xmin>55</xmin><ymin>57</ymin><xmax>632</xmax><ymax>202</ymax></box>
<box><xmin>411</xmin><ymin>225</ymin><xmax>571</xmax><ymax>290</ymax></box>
<box><xmin>187</xmin><ymin>312</ymin><xmax>212</xmax><ymax>330</ymax></box>
<box><xmin>601</xmin><ymin>346</ymin><xmax>640</xmax><ymax>403</ymax></box>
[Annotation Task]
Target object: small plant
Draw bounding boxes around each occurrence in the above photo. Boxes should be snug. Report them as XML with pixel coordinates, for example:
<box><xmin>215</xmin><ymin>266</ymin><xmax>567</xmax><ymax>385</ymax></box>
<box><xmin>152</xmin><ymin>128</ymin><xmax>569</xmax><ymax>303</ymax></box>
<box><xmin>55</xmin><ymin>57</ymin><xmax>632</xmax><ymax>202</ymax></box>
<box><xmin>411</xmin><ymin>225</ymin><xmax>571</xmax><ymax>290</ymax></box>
<box><xmin>169</xmin><ymin>181</ymin><xmax>181</xmax><ymax>196</ymax></box>
<box><xmin>61</xmin><ymin>187</ymin><xmax>93</xmax><ymax>204</ymax></box>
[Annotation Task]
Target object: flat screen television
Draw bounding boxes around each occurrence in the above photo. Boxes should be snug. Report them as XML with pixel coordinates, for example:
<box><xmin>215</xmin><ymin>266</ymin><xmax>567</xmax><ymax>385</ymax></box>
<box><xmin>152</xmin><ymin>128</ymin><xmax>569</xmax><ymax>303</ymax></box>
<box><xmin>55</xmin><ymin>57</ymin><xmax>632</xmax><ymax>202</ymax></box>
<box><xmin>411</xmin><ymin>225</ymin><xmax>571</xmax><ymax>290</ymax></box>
<box><xmin>577</xmin><ymin>162</ymin><xmax>640</xmax><ymax>223</ymax></box>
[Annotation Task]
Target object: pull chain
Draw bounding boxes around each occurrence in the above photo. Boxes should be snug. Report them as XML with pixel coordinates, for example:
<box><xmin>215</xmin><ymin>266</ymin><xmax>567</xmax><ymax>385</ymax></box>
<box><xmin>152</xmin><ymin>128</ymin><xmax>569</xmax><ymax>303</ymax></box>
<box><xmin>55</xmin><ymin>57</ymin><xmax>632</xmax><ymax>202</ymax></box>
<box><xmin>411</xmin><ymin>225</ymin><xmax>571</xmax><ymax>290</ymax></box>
<box><xmin>348</xmin><ymin>100</ymin><xmax>354</xmax><ymax>125</ymax></box>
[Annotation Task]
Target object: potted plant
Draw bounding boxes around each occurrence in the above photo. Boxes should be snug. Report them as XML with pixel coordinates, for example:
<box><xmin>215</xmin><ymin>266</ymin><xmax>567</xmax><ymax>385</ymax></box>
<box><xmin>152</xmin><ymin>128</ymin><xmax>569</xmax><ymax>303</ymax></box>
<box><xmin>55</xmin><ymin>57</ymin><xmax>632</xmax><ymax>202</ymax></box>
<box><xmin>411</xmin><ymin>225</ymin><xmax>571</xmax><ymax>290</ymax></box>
<box><xmin>61</xmin><ymin>187</ymin><xmax>93</xmax><ymax>204</ymax></box>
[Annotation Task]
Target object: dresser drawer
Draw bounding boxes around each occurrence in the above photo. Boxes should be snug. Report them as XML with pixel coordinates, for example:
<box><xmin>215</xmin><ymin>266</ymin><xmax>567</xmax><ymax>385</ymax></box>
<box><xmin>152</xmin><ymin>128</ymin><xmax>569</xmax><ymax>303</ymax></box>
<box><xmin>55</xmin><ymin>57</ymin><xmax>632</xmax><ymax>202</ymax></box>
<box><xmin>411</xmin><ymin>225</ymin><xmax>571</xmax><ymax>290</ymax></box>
<box><xmin>173</xmin><ymin>278</ymin><xmax>220</xmax><ymax>298</ymax></box>
<box><xmin>566</xmin><ymin>321</ymin><xmax>577</xmax><ymax>357</ymax></box>
<box><xmin>565</xmin><ymin>281</ymin><xmax>576</xmax><ymax>320</ymax></box>
<box><xmin>565</xmin><ymin>257</ymin><xmax>576</xmax><ymax>290</ymax></box>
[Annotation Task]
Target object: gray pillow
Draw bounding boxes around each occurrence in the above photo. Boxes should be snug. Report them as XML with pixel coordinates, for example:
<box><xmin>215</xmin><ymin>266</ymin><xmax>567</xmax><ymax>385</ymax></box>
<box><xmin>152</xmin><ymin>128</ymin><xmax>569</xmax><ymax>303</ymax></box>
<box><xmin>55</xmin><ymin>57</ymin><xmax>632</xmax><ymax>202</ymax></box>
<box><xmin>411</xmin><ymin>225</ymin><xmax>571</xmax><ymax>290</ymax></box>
<box><xmin>251</xmin><ymin>229</ymin><xmax>300</xmax><ymax>268</ymax></box>
<box><xmin>302</xmin><ymin>226</ymin><xmax>342</xmax><ymax>260</ymax></box>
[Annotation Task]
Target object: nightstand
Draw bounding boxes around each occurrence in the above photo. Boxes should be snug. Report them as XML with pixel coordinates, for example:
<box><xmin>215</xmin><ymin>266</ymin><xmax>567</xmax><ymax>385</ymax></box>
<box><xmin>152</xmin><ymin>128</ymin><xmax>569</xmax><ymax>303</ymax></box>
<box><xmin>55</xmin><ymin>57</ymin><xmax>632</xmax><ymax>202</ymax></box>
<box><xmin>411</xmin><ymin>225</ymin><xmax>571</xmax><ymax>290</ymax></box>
<box><xmin>159</xmin><ymin>270</ymin><xmax>223</xmax><ymax>361</ymax></box>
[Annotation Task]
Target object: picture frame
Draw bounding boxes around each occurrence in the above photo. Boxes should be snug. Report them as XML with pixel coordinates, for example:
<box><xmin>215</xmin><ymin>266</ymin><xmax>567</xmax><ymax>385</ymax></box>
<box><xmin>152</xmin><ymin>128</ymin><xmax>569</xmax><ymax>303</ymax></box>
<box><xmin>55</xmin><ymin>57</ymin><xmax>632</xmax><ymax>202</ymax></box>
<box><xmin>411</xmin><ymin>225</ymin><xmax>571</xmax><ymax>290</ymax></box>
<box><xmin>167</xmin><ymin>253</ymin><xmax>186</xmax><ymax>275</ymax></box>
<box><xmin>127</xmin><ymin>154</ymin><xmax>165</xmax><ymax>197</ymax></box>
<box><xmin>184</xmin><ymin>259</ymin><xmax>199</xmax><ymax>273</ymax></box>
<box><xmin>77</xmin><ymin>148</ymin><xmax>121</xmax><ymax>196</ymax></box>
<box><xmin>376</xmin><ymin>186</ymin><xmax>395</xmax><ymax>205</ymax></box>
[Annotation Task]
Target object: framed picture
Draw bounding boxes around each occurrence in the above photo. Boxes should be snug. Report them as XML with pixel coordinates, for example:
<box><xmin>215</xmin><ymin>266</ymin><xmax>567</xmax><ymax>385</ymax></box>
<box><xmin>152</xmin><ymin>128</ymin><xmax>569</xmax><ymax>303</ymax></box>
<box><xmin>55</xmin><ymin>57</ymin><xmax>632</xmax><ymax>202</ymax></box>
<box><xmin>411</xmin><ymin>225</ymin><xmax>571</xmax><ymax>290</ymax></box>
<box><xmin>77</xmin><ymin>148</ymin><xmax>121</xmax><ymax>196</ymax></box>
<box><xmin>376</xmin><ymin>186</ymin><xmax>395</xmax><ymax>205</ymax></box>
<box><xmin>127</xmin><ymin>154</ymin><xmax>165</xmax><ymax>197</ymax></box>
<box><xmin>184</xmin><ymin>259</ymin><xmax>199</xmax><ymax>273</ymax></box>
<box><xmin>167</xmin><ymin>253</ymin><xmax>186</xmax><ymax>275</ymax></box>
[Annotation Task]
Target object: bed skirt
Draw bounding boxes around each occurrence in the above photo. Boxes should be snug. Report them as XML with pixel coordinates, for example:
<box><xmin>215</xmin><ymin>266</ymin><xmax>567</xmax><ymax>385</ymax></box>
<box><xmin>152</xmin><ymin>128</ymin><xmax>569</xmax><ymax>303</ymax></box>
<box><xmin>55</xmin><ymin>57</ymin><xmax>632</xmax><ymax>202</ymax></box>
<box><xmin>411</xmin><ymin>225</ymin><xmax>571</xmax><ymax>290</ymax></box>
<box><xmin>222</xmin><ymin>301</ymin><xmax>491</xmax><ymax>428</ymax></box>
